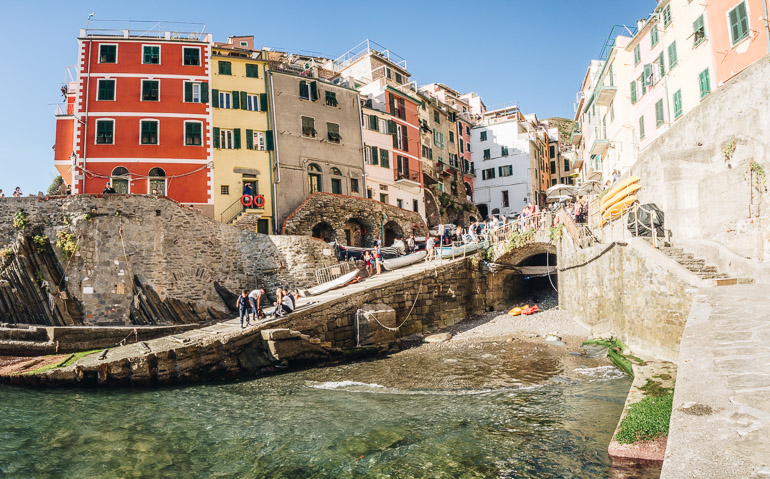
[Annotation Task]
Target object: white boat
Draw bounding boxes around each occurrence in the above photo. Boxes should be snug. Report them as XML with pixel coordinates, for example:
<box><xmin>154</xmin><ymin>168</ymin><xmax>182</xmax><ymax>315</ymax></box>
<box><xmin>382</xmin><ymin>251</ymin><xmax>427</xmax><ymax>271</ymax></box>
<box><xmin>306</xmin><ymin>269</ymin><xmax>359</xmax><ymax>296</ymax></box>
<box><xmin>438</xmin><ymin>242</ymin><xmax>484</xmax><ymax>258</ymax></box>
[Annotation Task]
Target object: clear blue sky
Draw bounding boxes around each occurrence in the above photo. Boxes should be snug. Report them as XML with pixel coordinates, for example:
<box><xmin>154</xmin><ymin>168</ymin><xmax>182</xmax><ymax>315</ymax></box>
<box><xmin>0</xmin><ymin>0</ymin><xmax>655</xmax><ymax>195</ymax></box>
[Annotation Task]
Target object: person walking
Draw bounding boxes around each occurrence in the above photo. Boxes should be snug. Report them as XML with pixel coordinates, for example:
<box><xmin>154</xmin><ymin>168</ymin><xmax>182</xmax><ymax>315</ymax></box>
<box><xmin>236</xmin><ymin>290</ymin><xmax>251</xmax><ymax>328</ymax></box>
<box><xmin>248</xmin><ymin>288</ymin><xmax>265</xmax><ymax>320</ymax></box>
<box><xmin>406</xmin><ymin>234</ymin><xmax>415</xmax><ymax>254</ymax></box>
<box><xmin>425</xmin><ymin>235</ymin><xmax>435</xmax><ymax>262</ymax></box>
<box><xmin>363</xmin><ymin>250</ymin><xmax>373</xmax><ymax>277</ymax></box>
<box><xmin>373</xmin><ymin>249</ymin><xmax>382</xmax><ymax>275</ymax></box>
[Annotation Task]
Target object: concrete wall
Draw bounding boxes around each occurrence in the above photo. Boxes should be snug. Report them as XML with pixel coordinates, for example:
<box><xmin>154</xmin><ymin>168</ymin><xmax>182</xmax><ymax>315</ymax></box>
<box><xmin>0</xmin><ymin>195</ymin><xmax>338</xmax><ymax>326</ymax></box>
<box><xmin>558</xmin><ymin>237</ymin><xmax>698</xmax><ymax>361</ymax></box>
<box><xmin>630</xmin><ymin>57</ymin><xmax>770</xmax><ymax>272</ymax></box>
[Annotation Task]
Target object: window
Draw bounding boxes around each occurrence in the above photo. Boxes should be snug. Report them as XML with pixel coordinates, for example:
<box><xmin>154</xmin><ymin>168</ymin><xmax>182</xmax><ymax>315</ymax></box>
<box><xmin>639</xmin><ymin>116</ymin><xmax>646</xmax><ymax>140</ymax></box>
<box><xmin>630</xmin><ymin>80</ymin><xmax>637</xmax><ymax>104</ymax></box>
<box><xmin>331</xmin><ymin>178</ymin><xmax>342</xmax><ymax>194</ymax></box>
<box><xmin>302</xmin><ymin>116</ymin><xmax>316</xmax><ymax>138</ymax></box>
<box><xmin>449</xmin><ymin>131</ymin><xmax>454</xmax><ymax>143</ymax></box>
<box><xmin>466</xmin><ymin>126</ymin><xmax>470</xmax><ymax>135</ymax></box>
<box><xmin>549</xmin><ymin>145</ymin><xmax>555</xmax><ymax>158</ymax></box>
<box><xmin>95</xmin><ymin>119</ymin><xmax>114</xmax><ymax>145</ymax></box>
<box><xmin>111</xmin><ymin>167</ymin><xmax>129</xmax><ymax>194</ymax></box>
<box><xmin>480</xmin><ymin>131</ymin><xmax>488</xmax><ymax>141</ymax></box>
<box><xmin>421</xmin><ymin>145</ymin><xmax>433</xmax><ymax>160</ymax></box>
<box><xmin>218</xmin><ymin>91</ymin><xmax>232</xmax><ymax>109</ymax></box>
<box><xmin>662</xmin><ymin>4</ymin><xmax>672</xmax><ymax>27</ymax></box>
<box><xmin>657</xmin><ymin>54</ymin><xmax>665</xmax><ymax>77</ymax></box>
<box><xmin>299</xmin><ymin>80</ymin><xmax>318</xmax><ymax>101</ymax></box>
<box><xmin>610</xmin><ymin>101</ymin><xmax>615</xmax><ymax>121</ymax></box>
<box><xmin>245</xmin><ymin>64</ymin><xmax>259</xmax><ymax>78</ymax></box>
<box><xmin>389</xmin><ymin>94</ymin><xmax>406</xmax><ymax>120</ymax></box>
<box><xmin>482</xmin><ymin>168</ymin><xmax>495</xmax><ymax>180</ymax></box>
<box><xmin>633</xmin><ymin>44</ymin><xmax>641</xmax><ymax>65</ymax></box>
<box><xmin>393</xmin><ymin>123</ymin><xmax>408</xmax><ymax>151</ymax></box>
<box><xmin>693</xmin><ymin>15</ymin><xmax>706</xmax><ymax>46</ymax></box>
<box><xmin>183</xmin><ymin>47</ymin><xmax>200</xmax><ymax>66</ymax></box>
<box><xmin>247</xmin><ymin>130</ymin><xmax>266</xmax><ymax>151</ymax></box>
<box><xmin>498</xmin><ymin>165</ymin><xmax>513</xmax><ymax>177</ymax></box>
<box><xmin>97</xmin><ymin>79</ymin><xmax>115</xmax><ymax>101</ymax></box>
<box><xmin>668</xmin><ymin>42</ymin><xmax>678</xmax><ymax>69</ymax></box>
<box><xmin>699</xmin><ymin>69</ymin><xmax>711</xmax><ymax>98</ymax></box>
<box><xmin>434</xmin><ymin>111</ymin><xmax>440</xmax><ymax>123</ymax></box>
<box><xmin>99</xmin><ymin>44</ymin><xmax>117</xmax><ymax>63</ymax></box>
<box><xmin>643</xmin><ymin>64</ymin><xmax>653</xmax><ymax>87</ymax></box>
<box><xmin>397</xmin><ymin>155</ymin><xmax>410</xmax><ymax>178</ymax></box>
<box><xmin>564</xmin><ymin>159</ymin><xmax>570</xmax><ymax>171</ymax></box>
<box><xmin>141</xmin><ymin>80</ymin><xmax>159</xmax><ymax>101</ymax></box>
<box><xmin>327</xmin><ymin>122</ymin><xmax>341</xmax><ymax>143</ymax></box>
<box><xmin>148</xmin><ymin>167</ymin><xmax>166</xmax><ymax>196</ymax></box>
<box><xmin>459</xmin><ymin>138</ymin><xmax>464</xmax><ymax>153</ymax></box>
<box><xmin>221</xmin><ymin>185</ymin><xmax>230</xmax><ymax>195</ymax></box>
<box><xmin>184</xmin><ymin>82</ymin><xmax>208</xmax><ymax>103</ymax></box>
<box><xmin>219</xmin><ymin>129</ymin><xmax>234</xmax><ymax>149</ymax></box>
<box><xmin>218</xmin><ymin>61</ymin><xmax>232</xmax><ymax>75</ymax></box>
<box><xmin>395</xmin><ymin>72</ymin><xmax>403</xmax><ymax>84</ymax></box>
<box><xmin>308</xmin><ymin>164</ymin><xmax>322</xmax><ymax>193</ymax></box>
<box><xmin>351</xmin><ymin>178</ymin><xmax>359</xmax><ymax>193</ymax></box>
<box><xmin>673</xmin><ymin>90</ymin><xmax>683</xmax><ymax>119</ymax></box>
<box><xmin>651</xmin><ymin>25</ymin><xmax>659</xmax><ymax>47</ymax></box>
<box><xmin>729</xmin><ymin>2</ymin><xmax>750</xmax><ymax>45</ymax></box>
<box><xmin>501</xmin><ymin>146</ymin><xmax>509</xmax><ymax>157</ymax></box>
<box><xmin>142</xmin><ymin>45</ymin><xmax>160</xmax><ymax>64</ymax></box>
<box><xmin>380</xmin><ymin>148</ymin><xmax>390</xmax><ymax>168</ymax></box>
<box><xmin>413</xmin><ymin>199</ymin><xmax>419</xmax><ymax>212</ymax></box>
<box><xmin>380</xmin><ymin>193</ymin><xmax>388</xmax><ymax>203</ymax></box>
<box><xmin>365</xmin><ymin>145</ymin><xmax>378</xmax><ymax>165</ymax></box>
<box><xmin>397</xmin><ymin>199</ymin><xmax>404</xmax><ymax>209</ymax></box>
<box><xmin>550</xmin><ymin>161</ymin><xmax>556</xmax><ymax>174</ymax></box>
<box><xmin>140</xmin><ymin>120</ymin><xmax>159</xmax><ymax>145</ymax></box>
<box><xmin>432</xmin><ymin>129</ymin><xmax>444</xmax><ymax>149</ymax></box>
<box><xmin>655</xmin><ymin>99</ymin><xmax>664</xmax><ymax>127</ymax></box>
<box><xmin>185</xmin><ymin>122</ymin><xmax>202</xmax><ymax>146</ymax></box>
<box><xmin>502</xmin><ymin>191</ymin><xmax>509</xmax><ymax>208</ymax></box>
<box><xmin>325</xmin><ymin>91</ymin><xmax>338</xmax><ymax>107</ymax></box>
<box><xmin>483</xmin><ymin>149</ymin><xmax>491</xmax><ymax>160</ymax></box>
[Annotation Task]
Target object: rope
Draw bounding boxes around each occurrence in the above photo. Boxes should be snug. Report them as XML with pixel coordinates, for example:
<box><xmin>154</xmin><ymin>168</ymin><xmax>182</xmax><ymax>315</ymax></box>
<box><xmin>80</xmin><ymin>163</ymin><xmax>211</xmax><ymax>181</ymax></box>
<box><xmin>355</xmin><ymin>274</ymin><xmax>426</xmax><ymax>338</ymax></box>
<box><xmin>546</xmin><ymin>249</ymin><xmax>558</xmax><ymax>292</ymax></box>
<box><xmin>113</xmin><ymin>328</ymin><xmax>138</xmax><ymax>347</ymax></box>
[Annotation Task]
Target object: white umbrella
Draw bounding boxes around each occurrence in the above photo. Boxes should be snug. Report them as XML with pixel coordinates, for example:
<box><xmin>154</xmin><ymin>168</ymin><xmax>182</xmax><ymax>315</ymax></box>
<box><xmin>547</xmin><ymin>195</ymin><xmax>573</xmax><ymax>203</ymax></box>
<box><xmin>577</xmin><ymin>180</ymin><xmax>602</xmax><ymax>196</ymax></box>
<box><xmin>546</xmin><ymin>184</ymin><xmax>576</xmax><ymax>198</ymax></box>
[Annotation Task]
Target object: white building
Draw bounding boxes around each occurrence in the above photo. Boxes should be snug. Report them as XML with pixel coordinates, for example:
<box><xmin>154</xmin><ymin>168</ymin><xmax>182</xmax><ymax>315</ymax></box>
<box><xmin>471</xmin><ymin>108</ymin><xmax>538</xmax><ymax>219</ymax></box>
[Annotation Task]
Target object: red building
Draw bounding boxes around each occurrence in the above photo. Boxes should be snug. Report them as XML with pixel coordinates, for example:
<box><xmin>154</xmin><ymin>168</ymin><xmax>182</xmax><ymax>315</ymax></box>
<box><xmin>458</xmin><ymin>116</ymin><xmax>475</xmax><ymax>201</ymax></box>
<box><xmin>54</xmin><ymin>25</ymin><xmax>214</xmax><ymax>214</ymax></box>
<box><xmin>386</xmin><ymin>88</ymin><xmax>423</xmax><ymax>186</ymax></box>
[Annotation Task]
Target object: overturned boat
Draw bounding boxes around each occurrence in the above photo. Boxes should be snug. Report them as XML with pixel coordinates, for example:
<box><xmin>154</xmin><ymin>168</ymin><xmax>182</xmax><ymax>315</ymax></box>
<box><xmin>382</xmin><ymin>251</ymin><xmax>427</xmax><ymax>271</ymax></box>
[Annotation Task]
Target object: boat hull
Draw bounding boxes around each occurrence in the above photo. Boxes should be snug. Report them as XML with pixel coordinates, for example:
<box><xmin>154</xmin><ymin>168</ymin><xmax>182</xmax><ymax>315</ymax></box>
<box><xmin>382</xmin><ymin>251</ymin><xmax>427</xmax><ymax>271</ymax></box>
<box><xmin>306</xmin><ymin>269</ymin><xmax>360</xmax><ymax>296</ymax></box>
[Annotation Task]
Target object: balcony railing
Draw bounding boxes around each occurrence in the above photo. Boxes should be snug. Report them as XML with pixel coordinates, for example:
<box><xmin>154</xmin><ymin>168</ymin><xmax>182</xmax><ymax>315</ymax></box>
<box><xmin>396</xmin><ymin>170</ymin><xmax>421</xmax><ymax>184</ymax></box>
<box><xmin>52</xmin><ymin>103</ymin><xmax>76</xmax><ymax>116</ymax></box>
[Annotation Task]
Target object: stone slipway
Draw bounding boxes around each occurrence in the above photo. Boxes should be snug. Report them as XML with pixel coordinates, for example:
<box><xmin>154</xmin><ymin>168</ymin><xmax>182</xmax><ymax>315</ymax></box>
<box><xmin>661</xmin><ymin>284</ymin><xmax>770</xmax><ymax>478</ymax></box>
<box><xmin>0</xmin><ymin>257</ymin><xmax>474</xmax><ymax>387</ymax></box>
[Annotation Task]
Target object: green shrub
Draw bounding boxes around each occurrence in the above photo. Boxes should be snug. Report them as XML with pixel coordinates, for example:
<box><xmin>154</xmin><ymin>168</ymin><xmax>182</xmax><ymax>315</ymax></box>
<box><xmin>0</xmin><ymin>247</ymin><xmax>12</xmax><ymax>260</ymax></box>
<box><xmin>32</xmin><ymin>235</ymin><xmax>49</xmax><ymax>254</ymax></box>
<box><xmin>13</xmin><ymin>210</ymin><xmax>30</xmax><ymax>230</ymax></box>
<box><xmin>615</xmin><ymin>393</ymin><xmax>674</xmax><ymax>444</ymax></box>
<box><xmin>55</xmin><ymin>231</ymin><xmax>78</xmax><ymax>260</ymax></box>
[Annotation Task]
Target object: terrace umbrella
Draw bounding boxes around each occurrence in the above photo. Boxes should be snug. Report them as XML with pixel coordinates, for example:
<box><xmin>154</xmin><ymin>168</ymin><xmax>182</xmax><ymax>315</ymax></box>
<box><xmin>547</xmin><ymin>195</ymin><xmax>573</xmax><ymax>203</ymax></box>
<box><xmin>577</xmin><ymin>180</ymin><xmax>602</xmax><ymax>196</ymax></box>
<box><xmin>546</xmin><ymin>184</ymin><xmax>576</xmax><ymax>199</ymax></box>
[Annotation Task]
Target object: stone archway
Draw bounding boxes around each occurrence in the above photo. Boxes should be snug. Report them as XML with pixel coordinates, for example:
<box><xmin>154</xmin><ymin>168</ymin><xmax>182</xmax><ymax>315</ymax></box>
<box><xmin>383</xmin><ymin>220</ymin><xmax>403</xmax><ymax>246</ymax></box>
<box><xmin>343</xmin><ymin>217</ymin><xmax>374</xmax><ymax>247</ymax></box>
<box><xmin>311</xmin><ymin>222</ymin><xmax>336</xmax><ymax>243</ymax></box>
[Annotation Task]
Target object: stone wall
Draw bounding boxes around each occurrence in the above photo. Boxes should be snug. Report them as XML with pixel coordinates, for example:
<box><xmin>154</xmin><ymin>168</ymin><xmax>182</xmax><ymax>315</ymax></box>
<box><xmin>282</xmin><ymin>192</ymin><xmax>427</xmax><ymax>246</ymax></box>
<box><xmin>0</xmin><ymin>195</ymin><xmax>338</xmax><ymax>326</ymax></box>
<box><xmin>630</xmin><ymin>57</ymin><xmax>770</xmax><ymax>271</ymax></box>
<box><xmin>558</xmin><ymin>237</ymin><xmax>698</xmax><ymax>361</ymax></box>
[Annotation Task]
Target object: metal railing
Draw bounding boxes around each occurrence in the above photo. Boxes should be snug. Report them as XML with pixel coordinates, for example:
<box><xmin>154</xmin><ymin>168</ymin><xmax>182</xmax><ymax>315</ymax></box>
<box><xmin>396</xmin><ymin>170</ymin><xmax>421</xmax><ymax>183</ymax></box>
<box><xmin>220</xmin><ymin>197</ymin><xmax>245</xmax><ymax>224</ymax></box>
<box><xmin>314</xmin><ymin>262</ymin><xmax>353</xmax><ymax>285</ymax></box>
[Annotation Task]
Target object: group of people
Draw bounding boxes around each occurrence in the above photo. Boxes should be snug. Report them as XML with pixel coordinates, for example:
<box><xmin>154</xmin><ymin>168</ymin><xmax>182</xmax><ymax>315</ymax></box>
<box><xmin>236</xmin><ymin>286</ymin><xmax>301</xmax><ymax>328</ymax></box>
<box><xmin>0</xmin><ymin>187</ymin><xmax>23</xmax><ymax>198</ymax></box>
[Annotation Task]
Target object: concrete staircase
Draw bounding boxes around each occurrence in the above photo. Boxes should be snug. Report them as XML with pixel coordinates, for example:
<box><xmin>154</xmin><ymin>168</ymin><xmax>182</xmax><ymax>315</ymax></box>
<box><xmin>0</xmin><ymin>325</ymin><xmax>54</xmax><ymax>355</ymax></box>
<box><xmin>647</xmin><ymin>239</ymin><xmax>752</xmax><ymax>286</ymax></box>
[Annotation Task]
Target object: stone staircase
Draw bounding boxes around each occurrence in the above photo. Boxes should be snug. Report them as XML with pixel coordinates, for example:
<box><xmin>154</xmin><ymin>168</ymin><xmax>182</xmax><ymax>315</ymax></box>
<box><xmin>647</xmin><ymin>240</ymin><xmax>752</xmax><ymax>286</ymax></box>
<box><xmin>230</xmin><ymin>211</ymin><xmax>262</xmax><ymax>232</ymax></box>
<box><xmin>0</xmin><ymin>325</ymin><xmax>54</xmax><ymax>355</ymax></box>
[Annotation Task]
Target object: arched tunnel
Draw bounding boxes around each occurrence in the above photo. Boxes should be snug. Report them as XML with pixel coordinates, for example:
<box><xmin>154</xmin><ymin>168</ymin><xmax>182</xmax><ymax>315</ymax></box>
<box><xmin>503</xmin><ymin>252</ymin><xmax>558</xmax><ymax>308</ymax></box>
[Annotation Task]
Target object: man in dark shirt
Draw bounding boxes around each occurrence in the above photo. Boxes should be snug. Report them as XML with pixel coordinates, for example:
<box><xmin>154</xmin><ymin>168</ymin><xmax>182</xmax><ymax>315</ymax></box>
<box><xmin>102</xmin><ymin>182</ymin><xmax>116</xmax><ymax>194</ymax></box>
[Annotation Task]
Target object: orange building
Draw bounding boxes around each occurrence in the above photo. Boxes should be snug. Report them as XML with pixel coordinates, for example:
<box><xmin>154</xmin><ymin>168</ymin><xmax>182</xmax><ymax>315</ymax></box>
<box><xmin>706</xmin><ymin>0</ymin><xmax>770</xmax><ymax>86</ymax></box>
<box><xmin>54</xmin><ymin>24</ymin><xmax>214</xmax><ymax>214</ymax></box>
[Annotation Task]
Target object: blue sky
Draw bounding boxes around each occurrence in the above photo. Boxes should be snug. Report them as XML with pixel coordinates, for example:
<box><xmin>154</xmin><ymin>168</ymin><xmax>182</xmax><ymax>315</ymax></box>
<box><xmin>0</xmin><ymin>0</ymin><xmax>655</xmax><ymax>195</ymax></box>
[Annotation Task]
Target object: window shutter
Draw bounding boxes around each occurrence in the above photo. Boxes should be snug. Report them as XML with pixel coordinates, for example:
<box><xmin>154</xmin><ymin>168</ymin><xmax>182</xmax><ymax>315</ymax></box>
<box><xmin>213</xmin><ymin>127</ymin><xmax>220</xmax><ymax>148</ymax></box>
<box><xmin>241</xmin><ymin>91</ymin><xmax>248</xmax><ymax>110</ymax></box>
<box><xmin>389</xmin><ymin>94</ymin><xmax>395</xmax><ymax>115</ymax></box>
<box><xmin>259</xmin><ymin>93</ymin><xmax>267</xmax><ymax>111</ymax></box>
<box><xmin>201</xmin><ymin>83</ymin><xmax>209</xmax><ymax>103</ymax></box>
<box><xmin>392</xmin><ymin>130</ymin><xmax>399</xmax><ymax>149</ymax></box>
<box><xmin>380</xmin><ymin>149</ymin><xmax>389</xmax><ymax>168</ymax></box>
<box><xmin>299</xmin><ymin>81</ymin><xmax>308</xmax><ymax>99</ymax></box>
<box><xmin>265</xmin><ymin>130</ymin><xmax>274</xmax><ymax>150</ymax></box>
<box><xmin>233</xmin><ymin>128</ymin><xmax>241</xmax><ymax>149</ymax></box>
<box><xmin>184</xmin><ymin>82</ymin><xmax>193</xmax><ymax>102</ymax></box>
<box><xmin>246</xmin><ymin>129</ymin><xmax>254</xmax><ymax>150</ymax></box>
<box><xmin>387</xmin><ymin>119</ymin><xmax>396</xmax><ymax>134</ymax></box>
<box><xmin>371</xmin><ymin>146</ymin><xmax>379</xmax><ymax>165</ymax></box>
<box><xmin>402</xmin><ymin>125</ymin><xmax>408</xmax><ymax>152</ymax></box>
<box><xmin>369</xmin><ymin>115</ymin><xmax>378</xmax><ymax>130</ymax></box>
<box><xmin>310</xmin><ymin>81</ymin><xmax>318</xmax><ymax>101</ymax></box>
<box><xmin>212</xmin><ymin>89</ymin><xmax>219</xmax><ymax>108</ymax></box>
<box><xmin>231</xmin><ymin>92</ymin><xmax>240</xmax><ymax>110</ymax></box>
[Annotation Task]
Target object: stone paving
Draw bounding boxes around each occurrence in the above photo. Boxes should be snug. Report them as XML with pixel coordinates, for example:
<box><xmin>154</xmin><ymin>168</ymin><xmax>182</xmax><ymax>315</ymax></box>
<box><xmin>662</xmin><ymin>284</ymin><xmax>770</xmax><ymax>478</ymax></box>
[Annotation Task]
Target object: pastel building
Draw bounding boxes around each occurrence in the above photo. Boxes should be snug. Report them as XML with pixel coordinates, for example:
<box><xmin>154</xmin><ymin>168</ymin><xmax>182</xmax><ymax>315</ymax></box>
<box><xmin>210</xmin><ymin>36</ymin><xmax>273</xmax><ymax>233</ymax></box>
<box><xmin>53</xmin><ymin>24</ymin><xmax>214</xmax><ymax>214</ymax></box>
<box><xmin>705</xmin><ymin>0</ymin><xmax>770</xmax><ymax>86</ymax></box>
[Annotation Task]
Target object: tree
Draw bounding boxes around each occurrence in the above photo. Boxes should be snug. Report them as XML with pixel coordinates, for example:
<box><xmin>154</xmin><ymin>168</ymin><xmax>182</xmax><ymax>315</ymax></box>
<box><xmin>47</xmin><ymin>175</ymin><xmax>64</xmax><ymax>195</ymax></box>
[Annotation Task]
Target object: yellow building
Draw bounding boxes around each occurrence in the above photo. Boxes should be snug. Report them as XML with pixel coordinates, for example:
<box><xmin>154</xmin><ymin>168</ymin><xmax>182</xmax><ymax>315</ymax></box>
<box><xmin>211</xmin><ymin>36</ymin><xmax>274</xmax><ymax>233</ymax></box>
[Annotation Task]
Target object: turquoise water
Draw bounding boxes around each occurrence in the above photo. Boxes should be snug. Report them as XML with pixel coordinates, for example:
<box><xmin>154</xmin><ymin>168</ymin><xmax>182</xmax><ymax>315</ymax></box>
<box><xmin>0</xmin><ymin>341</ymin><xmax>660</xmax><ymax>478</ymax></box>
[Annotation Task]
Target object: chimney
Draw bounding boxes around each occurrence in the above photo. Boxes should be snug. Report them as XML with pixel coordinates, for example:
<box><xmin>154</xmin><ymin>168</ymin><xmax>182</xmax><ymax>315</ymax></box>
<box><xmin>637</xmin><ymin>19</ymin><xmax>646</xmax><ymax>31</ymax></box>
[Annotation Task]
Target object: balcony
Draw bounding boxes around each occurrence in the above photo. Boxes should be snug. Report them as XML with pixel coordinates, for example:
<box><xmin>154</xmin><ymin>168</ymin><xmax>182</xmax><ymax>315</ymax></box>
<box><xmin>589</xmin><ymin>138</ymin><xmax>609</xmax><ymax>156</ymax></box>
<box><xmin>53</xmin><ymin>103</ymin><xmax>76</xmax><ymax>117</ymax></box>
<box><xmin>396</xmin><ymin>170</ymin><xmax>421</xmax><ymax>187</ymax></box>
<box><xmin>571</xmin><ymin>128</ymin><xmax>583</xmax><ymax>145</ymax></box>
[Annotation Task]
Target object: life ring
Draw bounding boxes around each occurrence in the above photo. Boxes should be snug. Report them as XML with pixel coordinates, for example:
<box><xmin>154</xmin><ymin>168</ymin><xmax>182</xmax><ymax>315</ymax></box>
<box><xmin>240</xmin><ymin>195</ymin><xmax>252</xmax><ymax>207</ymax></box>
<box><xmin>253</xmin><ymin>194</ymin><xmax>265</xmax><ymax>208</ymax></box>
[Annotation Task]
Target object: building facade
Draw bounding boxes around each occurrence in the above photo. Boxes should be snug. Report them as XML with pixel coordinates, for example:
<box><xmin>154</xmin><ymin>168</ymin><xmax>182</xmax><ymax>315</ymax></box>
<box><xmin>54</xmin><ymin>26</ymin><xmax>214</xmax><ymax>214</ymax></box>
<box><xmin>268</xmin><ymin>70</ymin><xmax>365</xmax><ymax>234</ymax></box>
<box><xmin>210</xmin><ymin>36</ymin><xmax>273</xmax><ymax>233</ymax></box>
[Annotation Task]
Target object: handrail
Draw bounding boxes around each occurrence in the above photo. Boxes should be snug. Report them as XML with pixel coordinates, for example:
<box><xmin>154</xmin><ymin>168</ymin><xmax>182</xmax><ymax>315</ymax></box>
<box><xmin>220</xmin><ymin>196</ymin><xmax>245</xmax><ymax>224</ymax></box>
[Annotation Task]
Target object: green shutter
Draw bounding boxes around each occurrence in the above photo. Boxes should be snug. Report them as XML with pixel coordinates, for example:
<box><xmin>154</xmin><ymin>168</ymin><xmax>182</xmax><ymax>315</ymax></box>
<box><xmin>658</xmin><ymin>54</ymin><xmax>665</xmax><ymax>76</ymax></box>
<box><xmin>699</xmin><ymin>69</ymin><xmax>711</xmax><ymax>97</ymax></box>
<box><xmin>259</xmin><ymin>93</ymin><xmax>267</xmax><ymax>112</ymax></box>
<box><xmin>673</xmin><ymin>90</ymin><xmax>682</xmax><ymax>118</ymax></box>
<box><xmin>380</xmin><ymin>148</ymin><xmax>389</xmax><ymax>168</ymax></box>
<box><xmin>369</xmin><ymin>114</ymin><xmax>378</xmax><ymax>130</ymax></box>
<box><xmin>668</xmin><ymin>42</ymin><xmax>678</xmax><ymax>69</ymax></box>
<box><xmin>246</xmin><ymin>129</ymin><xmax>254</xmax><ymax>149</ymax></box>
<box><xmin>265</xmin><ymin>130</ymin><xmax>274</xmax><ymax>150</ymax></box>
<box><xmin>184</xmin><ymin>82</ymin><xmax>193</xmax><ymax>103</ymax></box>
<box><xmin>639</xmin><ymin>116</ymin><xmax>645</xmax><ymax>140</ymax></box>
<box><xmin>201</xmin><ymin>83</ymin><xmax>209</xmax><ymax>104</ymax></box>
<box><xmin>299</xmin><ymin>81</ymin><xmax>308</xmax><ymax>99</ymax></box>
<box><xmin>630</xmin><ymin>81</ymin><xmax>637</xmax><ymax>103</ymax></box>
<box><xmin>233</xmin><ymin>128</ymin><xmax>241</xmax><ymax>149</ymax></box>
<box><xmin>655</xmin><ymin>100</ymin><xmax>664</xmax><ymax>127</ymax></box>
<box><xmin>212</xmin><ymin>89</ymin><xmax>219</xmax><ymax>108</ymax></box>
<box><xmin>310</xmin><ymin>81</ymin><xmax>318</xmax><ymax>101</ymax></box>
<box><xmin>213</xmin><ymin>127</ymin><xmax>220</xmax><ymax>148</ymax></box>
<box><xmin>387</xmin><ymin>119</ymin><xmax>396</xmax><ymax>134</ymax></box>
<box><xmin>241</xmin><ymin>91</ymin><xmax>248</xmax><ymax>110</ymax></box>
<box><xmin>231</xmin><ymin>91</ymin><xmax>239</xmax><ymax>110</ymax></box>
<box><xmin>402</xmin><ymin>124</ymin><xmax>408</xmax><ymax>152</ymax></box>
<box><xmin>371</xmin><ymin>146</ymin><xmax>379</xmax><ymax>165</ymax></box>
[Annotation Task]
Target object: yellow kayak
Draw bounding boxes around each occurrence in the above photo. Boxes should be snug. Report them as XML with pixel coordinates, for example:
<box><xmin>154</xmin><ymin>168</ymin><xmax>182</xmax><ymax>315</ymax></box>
<box><xmin>600</xmin><ymin>176</ymin><xmax>640</xmax><ymax>209</ymax></box>
<box><xmin>600</xmin><ymin>184</ymin><xmax>642</xmax><ymax>213</ymax></box>
<box><xmin>602</xmin><ymin>195</ymin><xmax>638</xmax><ymax>220</ymax></box>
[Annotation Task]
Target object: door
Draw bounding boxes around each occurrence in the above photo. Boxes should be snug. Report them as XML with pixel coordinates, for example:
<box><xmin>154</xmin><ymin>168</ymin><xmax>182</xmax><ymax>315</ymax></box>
<box><xmin>112</xmin><ymin>178</ymin><xmax>129</xmax><ymax>194</ymax></box>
